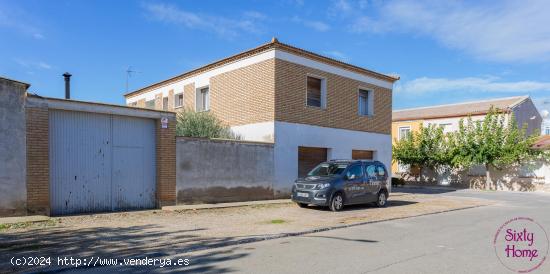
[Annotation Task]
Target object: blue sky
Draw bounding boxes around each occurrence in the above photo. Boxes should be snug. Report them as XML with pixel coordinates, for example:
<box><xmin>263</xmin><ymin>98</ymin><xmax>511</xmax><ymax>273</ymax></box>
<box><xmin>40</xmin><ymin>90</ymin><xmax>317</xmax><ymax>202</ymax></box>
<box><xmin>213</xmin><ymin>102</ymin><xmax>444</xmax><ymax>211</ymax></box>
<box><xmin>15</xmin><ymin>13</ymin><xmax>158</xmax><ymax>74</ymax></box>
<box><xmin>1</xmin><ymin>0</ymin><xmax>550</xmax><ymax>118</ymax></box>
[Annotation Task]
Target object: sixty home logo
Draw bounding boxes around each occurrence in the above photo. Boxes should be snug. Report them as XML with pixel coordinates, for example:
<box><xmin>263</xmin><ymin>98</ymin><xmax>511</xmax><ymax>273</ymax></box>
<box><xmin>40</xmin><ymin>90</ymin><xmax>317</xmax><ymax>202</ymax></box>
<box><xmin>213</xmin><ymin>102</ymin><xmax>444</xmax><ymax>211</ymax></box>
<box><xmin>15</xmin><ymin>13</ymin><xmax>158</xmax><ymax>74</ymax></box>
<box><xmin>494</xmin><ymin>217</ymin><xmax>549</xmax><ymax>273</ymax></box>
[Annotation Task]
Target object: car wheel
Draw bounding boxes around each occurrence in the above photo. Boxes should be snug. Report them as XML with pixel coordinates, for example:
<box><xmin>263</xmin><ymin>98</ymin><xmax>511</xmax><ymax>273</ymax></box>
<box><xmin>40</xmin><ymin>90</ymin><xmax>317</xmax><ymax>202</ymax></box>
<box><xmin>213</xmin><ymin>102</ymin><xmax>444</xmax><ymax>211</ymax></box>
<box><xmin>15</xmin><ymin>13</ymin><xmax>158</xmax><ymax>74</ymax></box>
<box><xmin>376</xmin><ymin>191</ymin><xmax>387</xmax><ymax>207</ymax></box>
<box><xmin>329</xmin><ymin>193</ymin><xmax>344</xmax><ymax>212</ymax></box>
<box><xmin>296</xmin><ymin>202</ymin><xmax>308</xmax><ymax>208</ymax></box>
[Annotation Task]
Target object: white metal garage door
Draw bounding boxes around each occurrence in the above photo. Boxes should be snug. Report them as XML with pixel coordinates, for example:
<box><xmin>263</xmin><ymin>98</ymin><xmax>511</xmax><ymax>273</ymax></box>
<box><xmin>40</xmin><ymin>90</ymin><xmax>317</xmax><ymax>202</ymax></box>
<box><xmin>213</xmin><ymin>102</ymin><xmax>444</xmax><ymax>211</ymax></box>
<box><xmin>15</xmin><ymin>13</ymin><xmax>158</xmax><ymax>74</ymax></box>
<box><xmin>49</xmin><ymin>110</ymin><xmax>156</xmax><ymax>215</ymax></box>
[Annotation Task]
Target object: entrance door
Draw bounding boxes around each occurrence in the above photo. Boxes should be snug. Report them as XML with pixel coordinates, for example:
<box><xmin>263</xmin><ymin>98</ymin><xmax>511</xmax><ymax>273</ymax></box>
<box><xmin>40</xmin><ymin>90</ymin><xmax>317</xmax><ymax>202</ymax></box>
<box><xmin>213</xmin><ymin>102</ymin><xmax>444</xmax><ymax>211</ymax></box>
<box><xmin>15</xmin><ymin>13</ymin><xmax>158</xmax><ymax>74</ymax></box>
<box><xmin>298</xmin><ymin>146</ymin><xmax>327</xmax><ymax>178</ymax></box>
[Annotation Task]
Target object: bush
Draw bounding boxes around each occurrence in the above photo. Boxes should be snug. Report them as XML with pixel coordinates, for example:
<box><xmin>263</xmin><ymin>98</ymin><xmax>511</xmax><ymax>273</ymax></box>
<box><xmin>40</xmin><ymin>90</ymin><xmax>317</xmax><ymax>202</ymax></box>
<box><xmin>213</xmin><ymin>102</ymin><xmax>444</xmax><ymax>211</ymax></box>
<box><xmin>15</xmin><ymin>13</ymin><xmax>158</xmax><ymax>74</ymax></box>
<box><xmin>176</xmin><ymin>108</ymin><xmax>240</xmax><ymax>139</ymax></box>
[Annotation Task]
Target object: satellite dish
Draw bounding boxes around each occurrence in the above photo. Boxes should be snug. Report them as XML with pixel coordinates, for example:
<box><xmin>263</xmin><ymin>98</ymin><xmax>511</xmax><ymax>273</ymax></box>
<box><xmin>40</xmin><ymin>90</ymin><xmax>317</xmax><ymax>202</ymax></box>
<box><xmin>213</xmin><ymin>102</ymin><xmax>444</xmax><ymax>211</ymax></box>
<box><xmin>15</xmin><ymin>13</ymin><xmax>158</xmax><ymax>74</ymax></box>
<box><xmin>542</xmin><ymin>110</ymin><xmax>549</xmax><ymax>118</ymax></box>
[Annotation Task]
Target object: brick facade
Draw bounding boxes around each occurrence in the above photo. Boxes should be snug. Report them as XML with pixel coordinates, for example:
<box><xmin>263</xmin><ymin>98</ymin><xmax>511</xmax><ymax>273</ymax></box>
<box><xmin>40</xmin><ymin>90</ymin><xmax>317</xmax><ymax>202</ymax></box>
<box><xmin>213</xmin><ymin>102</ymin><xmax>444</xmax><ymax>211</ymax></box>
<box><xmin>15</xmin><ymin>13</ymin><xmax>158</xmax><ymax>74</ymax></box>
<box><xmin>156</xmin><ymin>118</ymin><xmax>176</xmax><ymax>206</ymax></box>
<box><xmin>210</xmin><ymin>59</ymin><xmax>275</xmax><ymax>126</ymax></box>
<box><xmin>26</xmin><ymin>106</ymin><xmax>50</xmax><ymax>215</ymax></box>
<box><xmin>274</xmin><ymin>59</ymin><xmax>392</xmax><ymax>134</ymax></box>
<box><xmin>126</xmin><ymin>56</ymin><xmax>392</xmax><ymax>135</ymax></box>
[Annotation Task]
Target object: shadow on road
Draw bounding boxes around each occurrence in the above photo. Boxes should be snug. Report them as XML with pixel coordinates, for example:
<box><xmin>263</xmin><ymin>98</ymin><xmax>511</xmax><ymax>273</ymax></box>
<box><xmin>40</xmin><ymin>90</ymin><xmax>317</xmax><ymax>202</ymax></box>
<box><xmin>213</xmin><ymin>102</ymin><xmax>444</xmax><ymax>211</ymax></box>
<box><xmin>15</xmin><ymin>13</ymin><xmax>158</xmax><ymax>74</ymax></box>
<box><xmin>307</xmin><ymin>200</ymin><xmax>418</xmax><ymax>212</ymax></box>
<box><xmin>301</xmin><ymin>235</ymin><xmax>378</xmax><ymax>243</ymax></box>
<box><xmin>393</xmin><ymin>186</ymin><xmax>458</xmax><ymax>195</ymax></box>
<box><xmin>0</xmin><ymin>225</ymin><xmax>251</xmax><ymax>273</ymax></box>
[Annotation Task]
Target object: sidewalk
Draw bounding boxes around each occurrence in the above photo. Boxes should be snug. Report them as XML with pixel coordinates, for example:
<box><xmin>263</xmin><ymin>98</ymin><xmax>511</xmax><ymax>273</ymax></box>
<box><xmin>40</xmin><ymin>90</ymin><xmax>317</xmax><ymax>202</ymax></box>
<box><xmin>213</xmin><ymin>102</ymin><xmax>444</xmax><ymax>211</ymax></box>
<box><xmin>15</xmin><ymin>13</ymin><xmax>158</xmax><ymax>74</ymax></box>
<box><xmin>163</xmin><ymin>199</ymin><xmax>292</xmax><ymax>211</ymax></box>
<box><xmin>0</xmin><ymin>215</ymin><xmax>49</xmax><ymax>225</ymax></box>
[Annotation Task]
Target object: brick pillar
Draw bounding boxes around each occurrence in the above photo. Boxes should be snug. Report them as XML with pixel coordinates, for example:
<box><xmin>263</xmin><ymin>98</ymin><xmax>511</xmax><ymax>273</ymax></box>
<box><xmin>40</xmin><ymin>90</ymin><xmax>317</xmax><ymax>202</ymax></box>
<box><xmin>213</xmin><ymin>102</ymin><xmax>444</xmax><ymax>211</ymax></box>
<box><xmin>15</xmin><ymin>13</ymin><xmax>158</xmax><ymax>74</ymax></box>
<box><xmin>168</xmin><ymin>89</ymin><xmax>174</xmax><ymax>111</ymax></box>
<box><xmin>154</xmin><ymin>93</ymin><xmax>163</xmax><ymax>110</ymax></box>
<box><xmin>184</xmin><ymin>83</ymin><xmax>195</xmax><ymax>110</ymax></box>
<box><xmin>137</xmin><ymin>99</ymin><xmax>145</xmax><ymax>108</ymax></box>
<box><xmin>26</xmin><ymin>106</ymin><xmax>50</xmax><ymax>215</ymax></box>
<box><xmin>156</xmin><ymin>117</ymin><xmax>176</xmax><ymax>207</ymax></box>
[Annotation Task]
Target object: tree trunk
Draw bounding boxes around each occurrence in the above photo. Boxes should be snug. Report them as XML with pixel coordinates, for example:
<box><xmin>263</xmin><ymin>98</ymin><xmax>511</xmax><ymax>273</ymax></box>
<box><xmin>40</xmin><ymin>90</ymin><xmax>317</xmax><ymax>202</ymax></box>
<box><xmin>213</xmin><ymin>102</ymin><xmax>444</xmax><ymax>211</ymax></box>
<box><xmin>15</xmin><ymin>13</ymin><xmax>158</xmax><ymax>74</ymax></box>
<box><xmin>485</xmin><ymin>164</ymin><xmax>492</xmax><ymax>190</ymax></box>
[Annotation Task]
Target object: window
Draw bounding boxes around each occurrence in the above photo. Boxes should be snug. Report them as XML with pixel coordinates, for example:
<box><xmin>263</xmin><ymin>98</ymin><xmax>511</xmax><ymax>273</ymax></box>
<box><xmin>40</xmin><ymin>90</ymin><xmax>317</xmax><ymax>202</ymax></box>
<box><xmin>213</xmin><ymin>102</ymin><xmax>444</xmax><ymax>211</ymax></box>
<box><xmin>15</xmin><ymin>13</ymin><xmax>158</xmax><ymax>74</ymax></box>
<box><xmin>129</xmin><ymin>102</ymin><xmax>137</xmax><ymax>107</ymax></box>
<box><xmin>346</xmin><ymin>165</ymin><xmax>363</xmax><ymax>180</ymax></box>
<box><xmin>366</xmin><ymin>165</ymin><xmax>377</xmax><ymax>178</ymax></box>
<box><xmin>545</xmin><ymin>126</ymin><xmax>550</xmax><ymax>135</ymax></box>
<box><xmin>162</xmin><ymin>97</ymin><xmax>168</xmax><ymax>111</ymax></box>
<box><xmin>174</xmin><ymin>93</ymin><xmax>183</xmax><ymax>108</ymax></box>
<box><xmin>196</xmin><ymin>87</ymin><xmax>210</xmax><ymax>112</ymax></box>
<box><xmin>376</xmin><ymin>165</ymin><xmax>386</xmax><ymax>177</ymax></box>
<box><xmin>439</xmin><ymin>123</ymin><xmax>452</xmax><ymax>133</ymax></box>
<box><xmin>145</xmin><ymin>99</ymin><xmax>155</xmax><ymax>109</ymax></box>
<box><xmin>398</xmin><ymin>126</ymin><xmax>411</xmax><ymax>140</ymax></box>
<box><xmin>358</xmin><ymin>89</ymin><xmax>373</xmax><ymax>116</ymax></box>
<box><xmin>307</xmin><ymin>163</ymin><xmax>347</xmax><ymax>176</ymax></box>
<box><xmin>306</xmin><ymin>76</ymin><xmax>325</xmax><ymax>108</ymax></box>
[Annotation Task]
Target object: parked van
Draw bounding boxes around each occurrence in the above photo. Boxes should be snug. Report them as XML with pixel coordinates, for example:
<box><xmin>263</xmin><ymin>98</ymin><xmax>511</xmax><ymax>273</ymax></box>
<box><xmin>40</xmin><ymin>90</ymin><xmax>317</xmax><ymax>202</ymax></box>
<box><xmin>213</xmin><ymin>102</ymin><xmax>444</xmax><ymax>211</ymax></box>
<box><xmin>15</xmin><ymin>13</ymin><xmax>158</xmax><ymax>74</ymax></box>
<box><xmin>291</xmin><ymin>160</ymin><xmax>389</xmax><ymax>211</ymax></box>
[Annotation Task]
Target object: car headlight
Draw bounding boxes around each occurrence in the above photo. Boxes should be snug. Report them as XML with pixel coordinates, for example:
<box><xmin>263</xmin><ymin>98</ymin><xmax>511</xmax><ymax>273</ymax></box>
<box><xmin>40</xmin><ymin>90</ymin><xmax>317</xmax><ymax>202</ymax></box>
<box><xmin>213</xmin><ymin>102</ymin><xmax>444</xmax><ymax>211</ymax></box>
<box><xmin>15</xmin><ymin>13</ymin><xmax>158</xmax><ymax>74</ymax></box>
<box><xmin>315</xmin><ymin>183</ymin><xmax>331</xmax><ymax>190</ymax></box>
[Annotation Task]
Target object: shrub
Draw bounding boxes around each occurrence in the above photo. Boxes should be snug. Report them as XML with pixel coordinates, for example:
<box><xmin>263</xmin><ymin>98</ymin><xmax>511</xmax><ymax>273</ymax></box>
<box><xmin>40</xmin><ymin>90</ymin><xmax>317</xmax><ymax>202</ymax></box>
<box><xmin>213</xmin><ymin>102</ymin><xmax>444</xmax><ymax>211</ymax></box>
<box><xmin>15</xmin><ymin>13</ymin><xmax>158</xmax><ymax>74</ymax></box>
<box><xmin>176</xmin><ymin>109</ymin><xmax>240</xmax><ymax>139</ymax></box>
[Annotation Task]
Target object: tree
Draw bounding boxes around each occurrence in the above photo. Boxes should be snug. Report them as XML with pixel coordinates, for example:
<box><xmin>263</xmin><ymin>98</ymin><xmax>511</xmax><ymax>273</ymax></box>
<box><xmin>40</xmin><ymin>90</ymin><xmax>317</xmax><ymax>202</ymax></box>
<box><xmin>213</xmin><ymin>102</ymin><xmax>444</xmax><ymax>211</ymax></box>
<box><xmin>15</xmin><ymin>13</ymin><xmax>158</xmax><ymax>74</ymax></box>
<box><xmin>449</xmin><ymin>107</ymin><xmax>539</xmax><ymax>190</ymax></box>
<box><xmin>393</xmin><ymin>124</ymin><xmax>451</xmax><ymax>178</ymax></box>
<box><xmin>176</xmin><ymin>108</ymin><xmax>240</xmax><ymax>139</ymax></box>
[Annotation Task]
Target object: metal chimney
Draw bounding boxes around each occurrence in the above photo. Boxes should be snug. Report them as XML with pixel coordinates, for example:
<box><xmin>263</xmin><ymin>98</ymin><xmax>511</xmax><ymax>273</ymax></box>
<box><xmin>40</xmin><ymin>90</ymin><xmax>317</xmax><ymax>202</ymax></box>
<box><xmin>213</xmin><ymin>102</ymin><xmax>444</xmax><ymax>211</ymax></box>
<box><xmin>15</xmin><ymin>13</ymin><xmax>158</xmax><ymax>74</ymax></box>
<box><xmin>63</xmin><ymin>72</ymin><xmax>72</xmax><ymax>99</ymax></box>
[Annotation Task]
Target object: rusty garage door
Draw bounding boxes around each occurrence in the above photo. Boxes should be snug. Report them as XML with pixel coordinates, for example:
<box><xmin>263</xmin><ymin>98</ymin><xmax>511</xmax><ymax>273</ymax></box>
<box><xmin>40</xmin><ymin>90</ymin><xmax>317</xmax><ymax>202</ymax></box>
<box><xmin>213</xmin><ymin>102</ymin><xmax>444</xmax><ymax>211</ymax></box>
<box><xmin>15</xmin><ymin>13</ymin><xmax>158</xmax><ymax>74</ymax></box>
<box><xmin>298</xmin><ymin>146</ymin><xmax>328</xmax><ymax>178</ymax></box>
<box><xmin>352</xmin><ymin>150</ymin><xmax>374</xmax><ymax>160</ymax></box>
<box><xmin>49</xmin><ymin>110</ymin><xmax>156</xmax><ymax>215</ymax></box>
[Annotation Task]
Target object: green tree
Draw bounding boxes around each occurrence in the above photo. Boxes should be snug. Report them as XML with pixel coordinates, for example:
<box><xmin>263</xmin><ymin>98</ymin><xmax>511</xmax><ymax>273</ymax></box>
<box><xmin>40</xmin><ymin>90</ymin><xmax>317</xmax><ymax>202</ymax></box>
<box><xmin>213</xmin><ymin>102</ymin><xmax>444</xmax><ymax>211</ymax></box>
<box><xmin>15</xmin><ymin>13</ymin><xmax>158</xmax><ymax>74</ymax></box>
<box><xmin>449</xmin><ymin>107</ymin><xmax>539</xmax><ymax>190</ymax></box>
<box><xmin>176</xmin><ymin>108</ymin><xmax>240</xmax><ymax>139</ymax></box>
<box><xmin>393</xmin><ymin>124</ymin><xmax>451</xmax><ymax>178</ymax></box>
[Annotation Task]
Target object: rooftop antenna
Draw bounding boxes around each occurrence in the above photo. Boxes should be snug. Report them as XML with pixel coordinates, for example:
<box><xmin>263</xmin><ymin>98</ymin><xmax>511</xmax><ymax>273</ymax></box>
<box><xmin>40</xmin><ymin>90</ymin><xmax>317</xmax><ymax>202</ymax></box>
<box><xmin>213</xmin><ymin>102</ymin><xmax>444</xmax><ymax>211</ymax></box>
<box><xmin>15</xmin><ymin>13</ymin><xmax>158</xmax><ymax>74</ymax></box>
<box><xmin>125</xmin><ymin>66</ymin><xmax>141</xmax><ymax>93</ymax></box>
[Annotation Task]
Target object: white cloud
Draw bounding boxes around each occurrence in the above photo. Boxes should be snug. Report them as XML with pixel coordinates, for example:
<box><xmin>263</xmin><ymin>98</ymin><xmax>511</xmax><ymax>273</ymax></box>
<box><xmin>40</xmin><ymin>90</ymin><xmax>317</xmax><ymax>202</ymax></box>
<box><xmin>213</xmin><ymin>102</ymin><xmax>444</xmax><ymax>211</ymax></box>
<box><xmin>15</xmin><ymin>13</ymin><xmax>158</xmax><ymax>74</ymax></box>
<box><xmin>0</xmin><ymin>5</ymin><xmax>44</xmax><ymax>39</ymax></box>
<box><xmin>331</xmin><ymin>0</ymin><xmax>353</xmax><ymax>14</ymax></box>
<box><xmin>350</xmin><ymin>0</ymin><xmax>550</xmax><ymax>62</ymax></box>
<box><xmin>291</xmin><ymin>16</ymin><xmax>330</xmax><ymax>32</ymax></box>
<box><xmin>14</xmin><ymin>59</ymin><xmax>52</xmax><ymax>70</ymax></box>
<box><xmin>323</xmin><ymin>50</ymin><xmax>349</xmax><ymax>61</ymax></box>
<box><xmin>142</xmin><ymin>3</ymin><xmax>265</xmax><ymax>38</ymax></box>
<box><xmin>396</xmin><ymin>76</ymin><xmax>550</xmax><ymax>95</ymax></box>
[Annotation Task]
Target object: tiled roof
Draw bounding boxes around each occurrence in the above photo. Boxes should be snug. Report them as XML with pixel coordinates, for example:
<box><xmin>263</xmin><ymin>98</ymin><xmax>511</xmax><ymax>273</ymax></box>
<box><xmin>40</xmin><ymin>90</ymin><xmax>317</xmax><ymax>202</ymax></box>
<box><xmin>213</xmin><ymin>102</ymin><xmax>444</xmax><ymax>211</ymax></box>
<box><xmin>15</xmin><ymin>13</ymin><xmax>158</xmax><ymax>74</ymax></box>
<box><xmin>392</xmin><ymin>96</ymin><xmax>529</xmax><ymax>122</ymax></box>
<box><xmin>532</xmin><ymin>135</ymin><xmax>550</xmax><ymax>150</ymax></box>
<box><xmin>124</xmin><ymin>38</ymin><xmax>399</xmax><ymax>98</ymax></box>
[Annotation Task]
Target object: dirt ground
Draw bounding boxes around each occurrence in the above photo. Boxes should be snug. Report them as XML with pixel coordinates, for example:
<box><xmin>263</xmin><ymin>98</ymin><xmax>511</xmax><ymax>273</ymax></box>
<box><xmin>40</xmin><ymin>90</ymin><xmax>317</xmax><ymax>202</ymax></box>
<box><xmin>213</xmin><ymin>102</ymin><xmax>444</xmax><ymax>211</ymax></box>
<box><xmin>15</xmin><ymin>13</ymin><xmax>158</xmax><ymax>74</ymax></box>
<box><xmin>0</xmin><ymin>192</ymin><xmax>492</xmax><ymax>272</ymax></box>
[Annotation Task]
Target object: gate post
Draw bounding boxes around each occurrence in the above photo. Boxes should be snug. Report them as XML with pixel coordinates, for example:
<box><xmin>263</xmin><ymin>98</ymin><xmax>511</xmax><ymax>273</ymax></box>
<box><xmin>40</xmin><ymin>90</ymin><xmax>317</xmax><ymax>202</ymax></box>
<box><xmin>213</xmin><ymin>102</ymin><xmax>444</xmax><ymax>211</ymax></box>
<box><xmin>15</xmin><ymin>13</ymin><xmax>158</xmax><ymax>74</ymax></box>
<box><xmin>0</xmin><ymin>77</ymin><xmax>30</xmax><ymax>216</ymax></box>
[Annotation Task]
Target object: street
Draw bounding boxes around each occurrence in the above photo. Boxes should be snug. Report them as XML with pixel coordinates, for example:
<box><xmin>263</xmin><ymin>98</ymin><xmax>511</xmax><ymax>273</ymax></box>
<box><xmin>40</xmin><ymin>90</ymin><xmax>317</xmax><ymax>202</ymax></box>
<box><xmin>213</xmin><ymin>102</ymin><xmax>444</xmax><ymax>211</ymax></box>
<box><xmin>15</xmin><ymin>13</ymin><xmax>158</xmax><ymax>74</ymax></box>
<box><xmin>67</xmin><ymin>188</ymin><xmax>550</xmax><ymax>273</ymax></box>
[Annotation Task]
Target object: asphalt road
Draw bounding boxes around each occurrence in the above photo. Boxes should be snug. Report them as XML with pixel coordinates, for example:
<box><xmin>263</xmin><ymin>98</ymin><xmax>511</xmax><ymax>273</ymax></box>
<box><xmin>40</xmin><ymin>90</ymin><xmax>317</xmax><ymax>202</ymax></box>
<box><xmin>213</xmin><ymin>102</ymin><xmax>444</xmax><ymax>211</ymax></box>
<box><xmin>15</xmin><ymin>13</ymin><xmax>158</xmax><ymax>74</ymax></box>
<box><xmin>179</xmin><ymin>189</ymin><xmax>550</xmax><ymax>274</ymax></box>
<box><xmin>63</xmin><ymin>188</ymin><xmax>550</xmax><ymax>274</ymax></box>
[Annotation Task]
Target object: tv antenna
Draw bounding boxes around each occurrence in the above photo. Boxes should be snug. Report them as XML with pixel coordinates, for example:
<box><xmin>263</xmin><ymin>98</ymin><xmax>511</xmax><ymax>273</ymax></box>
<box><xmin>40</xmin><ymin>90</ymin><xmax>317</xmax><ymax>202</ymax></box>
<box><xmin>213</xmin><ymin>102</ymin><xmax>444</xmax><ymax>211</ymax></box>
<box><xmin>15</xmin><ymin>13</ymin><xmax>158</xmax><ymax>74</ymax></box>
<box><xmin>125</xmin><ymin>66</ymin><xmax>141</xmax><ymax>93</ymax></box>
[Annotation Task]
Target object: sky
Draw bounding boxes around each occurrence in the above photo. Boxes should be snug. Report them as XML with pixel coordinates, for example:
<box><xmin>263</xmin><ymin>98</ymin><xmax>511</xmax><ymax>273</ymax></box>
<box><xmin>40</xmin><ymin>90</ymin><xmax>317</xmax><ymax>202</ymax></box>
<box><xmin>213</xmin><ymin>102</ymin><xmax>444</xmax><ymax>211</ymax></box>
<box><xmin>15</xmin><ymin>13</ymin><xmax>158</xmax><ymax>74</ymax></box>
<box><xmin>1</xmin><ymin>0</ymin><xmax>550</xmax><ymax>120</ymax></box>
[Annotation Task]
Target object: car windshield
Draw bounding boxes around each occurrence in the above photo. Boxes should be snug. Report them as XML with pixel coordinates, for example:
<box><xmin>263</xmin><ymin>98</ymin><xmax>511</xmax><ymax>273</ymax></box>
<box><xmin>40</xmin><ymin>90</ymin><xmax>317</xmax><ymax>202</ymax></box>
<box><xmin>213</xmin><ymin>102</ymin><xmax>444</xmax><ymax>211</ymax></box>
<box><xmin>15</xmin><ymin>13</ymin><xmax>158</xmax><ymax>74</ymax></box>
<box><xmin>307</xmin><ymin>163</ymin><xmax>348</xmax><ymax>177</ymax></box>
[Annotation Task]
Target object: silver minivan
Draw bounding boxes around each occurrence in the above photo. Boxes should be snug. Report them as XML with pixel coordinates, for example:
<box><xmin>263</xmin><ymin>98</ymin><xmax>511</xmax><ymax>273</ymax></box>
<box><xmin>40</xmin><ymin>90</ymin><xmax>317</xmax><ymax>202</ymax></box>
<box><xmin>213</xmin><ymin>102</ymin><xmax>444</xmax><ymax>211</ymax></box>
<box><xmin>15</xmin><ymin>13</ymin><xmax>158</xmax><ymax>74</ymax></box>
<box><xmin>291</xmin><ymin>160</ymin><xmax>389</xmax><ymax>211</ymax></box>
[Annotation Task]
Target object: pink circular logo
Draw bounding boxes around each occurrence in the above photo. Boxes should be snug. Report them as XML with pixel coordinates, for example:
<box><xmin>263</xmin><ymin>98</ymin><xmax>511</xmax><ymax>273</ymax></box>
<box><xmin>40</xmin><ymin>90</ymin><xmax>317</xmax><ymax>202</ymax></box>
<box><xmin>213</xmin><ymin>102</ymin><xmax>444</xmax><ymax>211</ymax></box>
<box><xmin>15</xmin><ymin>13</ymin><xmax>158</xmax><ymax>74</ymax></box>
<box><xmin>494</xmin><ymin>217</ymin><xmax>549</xmax><ymax>273</ymax></box>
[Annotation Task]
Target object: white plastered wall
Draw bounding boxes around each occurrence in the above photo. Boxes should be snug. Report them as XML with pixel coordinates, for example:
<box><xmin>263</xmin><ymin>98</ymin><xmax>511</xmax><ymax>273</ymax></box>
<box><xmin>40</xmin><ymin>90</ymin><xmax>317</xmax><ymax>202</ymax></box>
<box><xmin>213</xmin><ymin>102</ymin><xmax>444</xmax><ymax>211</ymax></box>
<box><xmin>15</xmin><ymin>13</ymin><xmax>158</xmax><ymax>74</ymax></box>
<box><xmin>273</xmin><ymin>121</ymin><xmax>392</xmax><ymax>195</ymax></box>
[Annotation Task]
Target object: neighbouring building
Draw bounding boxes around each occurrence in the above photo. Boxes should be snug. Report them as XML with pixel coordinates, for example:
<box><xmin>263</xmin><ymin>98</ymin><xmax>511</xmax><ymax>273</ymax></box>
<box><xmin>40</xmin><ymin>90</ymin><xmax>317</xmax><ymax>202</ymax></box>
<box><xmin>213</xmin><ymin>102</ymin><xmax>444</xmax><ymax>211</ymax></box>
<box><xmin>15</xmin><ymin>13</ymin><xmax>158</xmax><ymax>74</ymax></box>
<box><xmin>391</xmin><ymin>96</ymin><xmax>542</xmax><ymax>174</ymax></box>
<box><xmin>124</xmin><ymin>38</ymin><xmax>399</xmax><ymax>197</ymax></box>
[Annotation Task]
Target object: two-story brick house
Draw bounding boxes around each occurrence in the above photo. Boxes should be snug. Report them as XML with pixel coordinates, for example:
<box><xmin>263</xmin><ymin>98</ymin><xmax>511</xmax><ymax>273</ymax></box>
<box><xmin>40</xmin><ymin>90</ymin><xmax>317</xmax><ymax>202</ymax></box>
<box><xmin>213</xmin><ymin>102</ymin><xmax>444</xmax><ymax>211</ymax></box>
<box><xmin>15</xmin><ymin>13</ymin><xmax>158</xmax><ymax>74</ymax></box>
<box><xmin>124</xmin><ymin>38</ymin><xmax>399</xmax><ymax>195</ymax></box>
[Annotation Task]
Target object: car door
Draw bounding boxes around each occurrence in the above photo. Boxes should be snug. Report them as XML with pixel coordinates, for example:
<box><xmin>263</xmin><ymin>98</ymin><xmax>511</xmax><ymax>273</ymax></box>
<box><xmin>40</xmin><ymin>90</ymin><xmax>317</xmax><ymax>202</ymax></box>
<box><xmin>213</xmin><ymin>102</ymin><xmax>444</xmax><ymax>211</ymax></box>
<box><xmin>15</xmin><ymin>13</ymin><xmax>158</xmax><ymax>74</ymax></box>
<box><xmin>376</xmin><ymin>164</ymin><xmax>388</xmax><ymax>191</ymax></box>
<box><xmin>364</xmin><ymin>164</ymin><xmax>379</xmax><ymax>202</ymax></box>
<box><xmin>343</xmin><ymin>164</ymin><xmax>364</xmax><ymax>204</ymax></box>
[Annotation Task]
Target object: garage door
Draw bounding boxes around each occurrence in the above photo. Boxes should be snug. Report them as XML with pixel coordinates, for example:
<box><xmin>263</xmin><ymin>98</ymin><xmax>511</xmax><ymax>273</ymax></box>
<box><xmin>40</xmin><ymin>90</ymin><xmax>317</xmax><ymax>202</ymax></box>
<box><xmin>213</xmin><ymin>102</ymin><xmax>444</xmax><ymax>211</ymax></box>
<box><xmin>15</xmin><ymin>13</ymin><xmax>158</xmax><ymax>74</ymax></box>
<box><xmin>352</xmin><ymin>150</ymin><xmax>374</xmax><ymax>160</ymax></box>
<box><xmin>49</xmin><ymin>110</ymin><xmax>156</xmax><ymax>215</ymax></box>
<box><xmin>298</xmin><ymin>146</ymin><xmax>327</xmax><ymax>178</ymax></box>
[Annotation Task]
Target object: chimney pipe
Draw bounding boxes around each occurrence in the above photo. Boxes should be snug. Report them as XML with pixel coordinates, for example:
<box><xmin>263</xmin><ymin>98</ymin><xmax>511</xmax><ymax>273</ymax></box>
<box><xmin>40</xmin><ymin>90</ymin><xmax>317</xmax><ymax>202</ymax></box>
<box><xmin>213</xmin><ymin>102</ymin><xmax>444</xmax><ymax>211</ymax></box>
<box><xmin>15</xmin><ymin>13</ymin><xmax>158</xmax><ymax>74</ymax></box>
<box><xmin>63</xmin><ymin>72</ymin><xmax>72</xmax><ymax>99</ymax></box>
